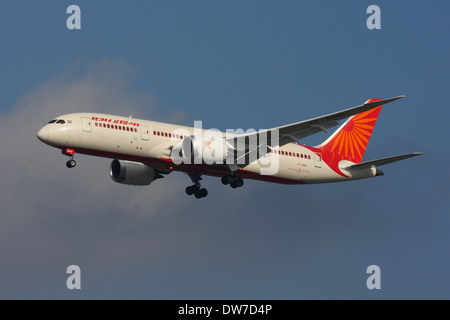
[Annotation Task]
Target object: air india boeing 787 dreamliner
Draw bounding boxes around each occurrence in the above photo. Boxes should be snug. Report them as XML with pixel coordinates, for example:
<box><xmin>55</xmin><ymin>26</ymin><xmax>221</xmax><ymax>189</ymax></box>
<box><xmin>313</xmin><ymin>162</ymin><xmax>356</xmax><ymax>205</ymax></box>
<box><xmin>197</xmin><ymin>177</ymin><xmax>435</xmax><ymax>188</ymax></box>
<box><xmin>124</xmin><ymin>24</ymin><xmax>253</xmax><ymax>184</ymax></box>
<box><xmin>37</xmin><ymin>96</ymin><xmax>421</xmax><ymax>198</ymax></box>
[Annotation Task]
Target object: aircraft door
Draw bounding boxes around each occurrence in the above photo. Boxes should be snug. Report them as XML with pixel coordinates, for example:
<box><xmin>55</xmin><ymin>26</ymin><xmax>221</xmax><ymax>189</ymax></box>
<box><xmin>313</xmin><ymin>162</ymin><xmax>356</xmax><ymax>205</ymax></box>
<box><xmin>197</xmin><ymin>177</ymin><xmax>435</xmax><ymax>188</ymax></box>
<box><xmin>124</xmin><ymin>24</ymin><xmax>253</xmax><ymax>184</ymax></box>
<box><xmin>314</xmin><ymin>152</ymin><xmax>322</xmax><ymax>168</ymax></box>
<box><xmin>81</xmin><ymin>117</ymin><xmax>92</xmax><ymax>132</ymax></box>
<box><xmin>141</xmin><ymin>125</ymin><xmax>150</xmax><ymax>140</ymax></box>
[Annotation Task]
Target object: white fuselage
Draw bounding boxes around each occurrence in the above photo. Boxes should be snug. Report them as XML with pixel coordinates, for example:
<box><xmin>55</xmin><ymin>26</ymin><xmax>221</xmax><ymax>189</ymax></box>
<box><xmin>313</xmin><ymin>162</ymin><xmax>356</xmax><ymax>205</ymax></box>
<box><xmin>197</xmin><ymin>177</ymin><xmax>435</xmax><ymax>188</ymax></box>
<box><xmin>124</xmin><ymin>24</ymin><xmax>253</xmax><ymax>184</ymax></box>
<box><xmin>37</xmin><ymin>113</ymin><xmax>375</xmax><ymax>185</ymax></box>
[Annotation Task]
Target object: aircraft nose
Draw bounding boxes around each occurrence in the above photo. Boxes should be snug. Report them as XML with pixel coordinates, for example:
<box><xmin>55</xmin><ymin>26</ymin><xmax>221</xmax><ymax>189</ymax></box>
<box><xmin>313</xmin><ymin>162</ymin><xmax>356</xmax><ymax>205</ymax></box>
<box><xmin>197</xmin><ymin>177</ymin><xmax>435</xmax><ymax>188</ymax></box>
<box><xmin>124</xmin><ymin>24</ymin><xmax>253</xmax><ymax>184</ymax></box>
<box><xmin>37</xmin><ymin>126</ymin><xmax>49</xmax><ymax>143</ymax></box>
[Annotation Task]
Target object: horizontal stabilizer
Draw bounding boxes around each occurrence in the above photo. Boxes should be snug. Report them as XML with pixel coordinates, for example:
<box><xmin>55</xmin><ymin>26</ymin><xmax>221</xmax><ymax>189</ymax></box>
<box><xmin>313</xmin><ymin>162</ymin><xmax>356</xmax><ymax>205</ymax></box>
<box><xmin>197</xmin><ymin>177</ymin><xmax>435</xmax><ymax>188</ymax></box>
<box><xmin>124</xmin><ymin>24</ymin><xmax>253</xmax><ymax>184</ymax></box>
<box><xmin>345</xmin><ymin>152</ymin><xmax>423</xmax><ymax>170</ymax></box>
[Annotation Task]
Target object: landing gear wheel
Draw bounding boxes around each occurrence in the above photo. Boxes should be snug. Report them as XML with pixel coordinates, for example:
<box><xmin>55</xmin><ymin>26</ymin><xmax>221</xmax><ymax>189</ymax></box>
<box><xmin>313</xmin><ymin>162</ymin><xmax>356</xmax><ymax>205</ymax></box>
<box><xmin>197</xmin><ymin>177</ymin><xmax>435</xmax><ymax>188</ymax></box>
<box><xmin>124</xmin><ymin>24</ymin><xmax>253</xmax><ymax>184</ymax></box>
<box><xmin>66</xmin><ymin>160</ymin><xmax>76</xmax><ymax>168</ymax></box>
<box><xmin>221</xmin><ymin>176</ymin><xmax>230</xmax><ymax>185</ymax></box>
<box><xmin>194</xmin><ymin>188</ymin><xmax>208</xmax><ymax>199</ymax></box>
<box><xmin>185</xmin><ymin>185</ymin><xmax>198</xmax><ymax>195</ymax></box>
<box><xmin>225</xmin><ymin>174</ymin><xmax>244</xmax><ymax>189</ymax></box>
<box><xmin>185</xmin><ymin>186</ymin><xmax>193</xmax><ymax>195</ymax></box>
<box><xmin>199</xmin><ymin>188</ymin><xmax>208</xmax><ymax>198</ymax></box>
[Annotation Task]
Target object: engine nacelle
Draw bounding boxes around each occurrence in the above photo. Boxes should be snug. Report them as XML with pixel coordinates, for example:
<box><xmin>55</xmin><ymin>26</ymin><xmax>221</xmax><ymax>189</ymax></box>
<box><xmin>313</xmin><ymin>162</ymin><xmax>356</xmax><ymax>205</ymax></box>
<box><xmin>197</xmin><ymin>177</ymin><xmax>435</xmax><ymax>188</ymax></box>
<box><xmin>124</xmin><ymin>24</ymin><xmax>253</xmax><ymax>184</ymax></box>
<box><xmin>171</xmin><ymin>135</ymin><xmax>229</xmax><ymax>164</ymax></box>
<box><xmin>109</xmin><ymin>159</ymin><xmax>156</xmax><ymax>186</ymax></box>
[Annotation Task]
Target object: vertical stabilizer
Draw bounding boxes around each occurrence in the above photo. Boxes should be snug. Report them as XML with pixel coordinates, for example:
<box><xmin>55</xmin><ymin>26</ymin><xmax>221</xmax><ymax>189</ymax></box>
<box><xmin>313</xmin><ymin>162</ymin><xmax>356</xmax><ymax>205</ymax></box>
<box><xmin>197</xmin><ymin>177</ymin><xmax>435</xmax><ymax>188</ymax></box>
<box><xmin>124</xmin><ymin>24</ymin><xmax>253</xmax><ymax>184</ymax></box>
<box><xmin>317</xmin><ymin>99</ymin><xmax>384</xmax><ymax>173</ymax></box>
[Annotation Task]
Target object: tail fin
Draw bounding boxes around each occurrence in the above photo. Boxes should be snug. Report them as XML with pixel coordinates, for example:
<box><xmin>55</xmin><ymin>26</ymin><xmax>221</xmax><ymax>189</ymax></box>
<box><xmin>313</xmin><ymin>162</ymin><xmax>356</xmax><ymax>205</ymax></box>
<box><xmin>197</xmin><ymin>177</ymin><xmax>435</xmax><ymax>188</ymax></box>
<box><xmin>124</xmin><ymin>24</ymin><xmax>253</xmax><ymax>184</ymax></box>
<box><xmin>318</xmin><ymin>99</ymin><xmax>383</xmax><ymax>164</ymax></box>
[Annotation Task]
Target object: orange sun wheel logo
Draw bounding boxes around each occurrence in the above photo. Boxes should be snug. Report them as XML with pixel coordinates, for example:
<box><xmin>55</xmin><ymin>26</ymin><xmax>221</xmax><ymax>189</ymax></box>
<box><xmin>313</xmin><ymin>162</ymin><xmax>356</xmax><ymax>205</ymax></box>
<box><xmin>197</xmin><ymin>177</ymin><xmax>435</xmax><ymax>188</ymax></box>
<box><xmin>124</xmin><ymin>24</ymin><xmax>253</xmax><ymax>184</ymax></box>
<box><xmin>328</xmin><ymin>106</ymin><xmax>381</xmax><ymax>163</ymax></box>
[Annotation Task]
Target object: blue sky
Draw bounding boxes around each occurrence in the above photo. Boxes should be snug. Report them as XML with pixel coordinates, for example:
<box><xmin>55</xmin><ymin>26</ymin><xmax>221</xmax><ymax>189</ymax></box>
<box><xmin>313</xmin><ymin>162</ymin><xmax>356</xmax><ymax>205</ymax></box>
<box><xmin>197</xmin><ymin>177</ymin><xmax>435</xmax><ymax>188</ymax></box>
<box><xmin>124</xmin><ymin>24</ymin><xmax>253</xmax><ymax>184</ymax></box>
<box><xmin>0</xmin><ymin>1</ymin><xmax>448</xmax><ymax>299</ymax></box>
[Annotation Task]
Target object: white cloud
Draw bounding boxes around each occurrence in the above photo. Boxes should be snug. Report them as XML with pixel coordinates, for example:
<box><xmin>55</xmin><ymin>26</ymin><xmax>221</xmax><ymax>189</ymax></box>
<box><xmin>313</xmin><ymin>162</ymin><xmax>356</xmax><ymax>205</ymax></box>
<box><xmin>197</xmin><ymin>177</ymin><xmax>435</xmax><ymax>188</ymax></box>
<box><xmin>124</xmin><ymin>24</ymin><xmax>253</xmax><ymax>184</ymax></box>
<box><xmin>0</xmin><ymin>58</ymin><xmax>185</xmax><ymax>215</ymax></box>
<box><xmin>0</xmin><ymin>59</ymin><xmax>195</xmax><ymax>297</ymax></box>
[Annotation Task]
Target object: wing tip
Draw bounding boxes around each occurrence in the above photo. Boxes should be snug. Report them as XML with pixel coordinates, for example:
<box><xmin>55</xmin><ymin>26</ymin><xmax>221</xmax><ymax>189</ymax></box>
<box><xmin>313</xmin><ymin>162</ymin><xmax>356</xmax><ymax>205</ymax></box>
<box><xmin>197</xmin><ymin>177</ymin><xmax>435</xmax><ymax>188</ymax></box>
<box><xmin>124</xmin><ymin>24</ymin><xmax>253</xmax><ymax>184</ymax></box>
<box><xmin>364</xmin><ymin>95</ymin><xmax>406</xmax><ymax>105</ymax></box>
<box><xmin>392</xmin><ymin>95</ymin><xmax>406</xmax><ymax>101</ymax></box>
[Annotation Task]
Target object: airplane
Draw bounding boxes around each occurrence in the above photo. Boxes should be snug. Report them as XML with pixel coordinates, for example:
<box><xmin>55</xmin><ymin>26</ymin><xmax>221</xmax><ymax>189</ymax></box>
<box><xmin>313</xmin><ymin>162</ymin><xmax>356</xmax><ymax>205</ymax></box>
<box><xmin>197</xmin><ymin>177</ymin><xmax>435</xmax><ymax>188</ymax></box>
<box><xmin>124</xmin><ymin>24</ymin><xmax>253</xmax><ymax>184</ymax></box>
<box><xmin>36</xmin><ymin>95</ymin><xmax>422</xmax><ymax>199</ymax></box>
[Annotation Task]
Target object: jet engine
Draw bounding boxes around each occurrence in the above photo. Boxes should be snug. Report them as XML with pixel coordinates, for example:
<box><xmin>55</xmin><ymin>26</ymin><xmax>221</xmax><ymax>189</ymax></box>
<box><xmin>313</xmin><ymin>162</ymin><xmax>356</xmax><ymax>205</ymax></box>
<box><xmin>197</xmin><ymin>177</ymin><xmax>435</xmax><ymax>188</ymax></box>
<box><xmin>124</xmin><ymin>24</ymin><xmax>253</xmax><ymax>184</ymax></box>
<box><xmin>109</xmin><ymin>159</ymin><xmax>156</xmax><ymax>185</ymax></box>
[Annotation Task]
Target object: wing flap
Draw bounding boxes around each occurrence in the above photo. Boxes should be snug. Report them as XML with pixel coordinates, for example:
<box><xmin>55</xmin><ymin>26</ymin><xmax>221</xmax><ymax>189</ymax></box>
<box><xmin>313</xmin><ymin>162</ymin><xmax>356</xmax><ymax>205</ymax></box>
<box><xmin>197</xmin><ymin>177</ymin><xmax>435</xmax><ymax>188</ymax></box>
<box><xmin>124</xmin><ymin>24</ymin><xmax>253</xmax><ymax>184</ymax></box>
<box><xmin>279</xmin><ymin>120</ymin><xmax>339</xmax><ymax>145</ymax></box>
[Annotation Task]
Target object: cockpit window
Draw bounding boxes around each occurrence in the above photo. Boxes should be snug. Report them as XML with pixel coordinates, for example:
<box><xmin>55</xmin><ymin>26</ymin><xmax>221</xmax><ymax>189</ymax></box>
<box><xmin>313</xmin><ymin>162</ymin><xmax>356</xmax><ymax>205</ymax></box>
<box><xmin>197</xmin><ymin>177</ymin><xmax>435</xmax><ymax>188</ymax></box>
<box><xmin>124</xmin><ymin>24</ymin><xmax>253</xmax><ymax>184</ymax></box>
<box><xmin>48</xmin><ymin>119</ymin><xmax>66</xmax><ymax>124</ymax></box>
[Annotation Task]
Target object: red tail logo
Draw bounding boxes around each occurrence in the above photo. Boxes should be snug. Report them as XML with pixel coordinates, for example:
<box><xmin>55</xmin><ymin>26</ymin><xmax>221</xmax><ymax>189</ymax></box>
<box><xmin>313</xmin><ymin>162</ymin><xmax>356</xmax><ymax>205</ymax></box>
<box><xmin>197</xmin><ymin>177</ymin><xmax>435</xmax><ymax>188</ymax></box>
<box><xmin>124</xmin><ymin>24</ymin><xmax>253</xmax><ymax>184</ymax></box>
<box><xmin>318</xmin><ymin>99</ymin><xmax>383</xmax><ymax>175</ymax></box>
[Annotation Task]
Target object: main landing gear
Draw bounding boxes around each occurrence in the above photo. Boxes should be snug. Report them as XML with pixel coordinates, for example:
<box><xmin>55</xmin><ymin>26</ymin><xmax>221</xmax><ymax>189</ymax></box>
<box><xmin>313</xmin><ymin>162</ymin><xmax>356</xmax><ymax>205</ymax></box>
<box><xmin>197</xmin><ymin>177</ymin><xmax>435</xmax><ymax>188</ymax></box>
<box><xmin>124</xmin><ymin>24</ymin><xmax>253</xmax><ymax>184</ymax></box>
<box><xmin>62</xmin><ymin>148</ymin><xmax>76</xmax><ymax>168</ymax></box>
<box><xmin>184</xmin><ymin>173</ymin><xmax>245</xmax><ymax>198</ymax></box>
<box><xmin>185</xmin><ymin>185</ymin><xmax>208</xmax><ymax>199</ymax></box>
<box><xmin>185</xmin><ymin>173</ymin><xmax>208</xmax><ymax>199</ymax></box>
<box><xmin>221</xmin><ymin>174</ymin><xmax>244</xmax><ymax>189</ymax></box>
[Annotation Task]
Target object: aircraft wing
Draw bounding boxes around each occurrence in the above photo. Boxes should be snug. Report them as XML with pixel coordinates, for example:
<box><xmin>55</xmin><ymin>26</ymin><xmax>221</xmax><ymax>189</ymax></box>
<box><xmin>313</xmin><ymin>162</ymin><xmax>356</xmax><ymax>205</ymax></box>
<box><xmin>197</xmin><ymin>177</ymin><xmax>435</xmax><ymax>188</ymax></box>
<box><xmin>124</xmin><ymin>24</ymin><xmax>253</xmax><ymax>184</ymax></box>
<box><xmin>228</xmin><ymin>96</ymin><xmax>405</xmax><ymax>151</ymax></box>
<box><xmin>275</xmin><ymin>95</ymin><xmax>404</xmax><ymax>143</ymax></box>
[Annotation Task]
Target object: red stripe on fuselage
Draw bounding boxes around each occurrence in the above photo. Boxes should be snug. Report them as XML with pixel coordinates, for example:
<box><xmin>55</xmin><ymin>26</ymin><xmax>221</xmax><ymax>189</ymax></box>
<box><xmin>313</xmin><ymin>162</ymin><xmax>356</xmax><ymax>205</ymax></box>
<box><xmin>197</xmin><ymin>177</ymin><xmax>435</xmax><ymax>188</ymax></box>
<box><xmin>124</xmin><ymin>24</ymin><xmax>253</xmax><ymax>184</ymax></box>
<box><xmin>59</xmin><ymin>146</ymin><xmax>306</xmax><ymax>185</ymax></box>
